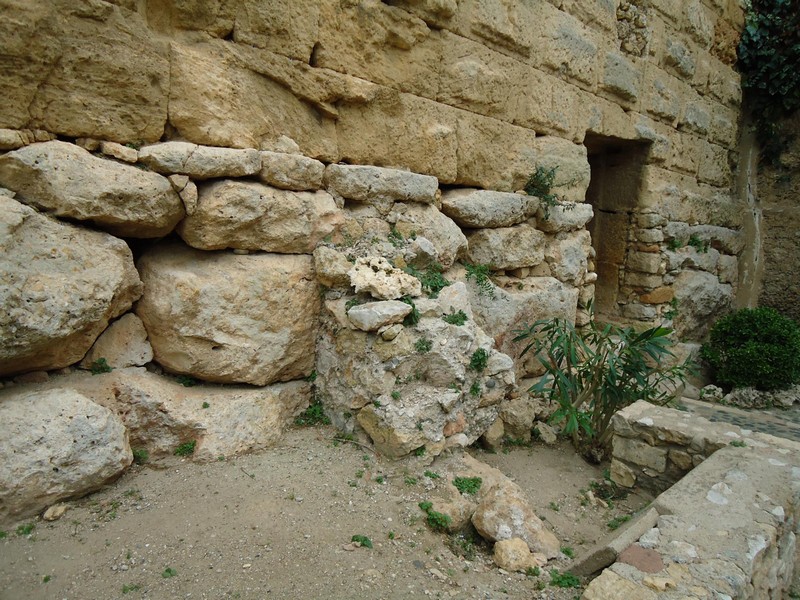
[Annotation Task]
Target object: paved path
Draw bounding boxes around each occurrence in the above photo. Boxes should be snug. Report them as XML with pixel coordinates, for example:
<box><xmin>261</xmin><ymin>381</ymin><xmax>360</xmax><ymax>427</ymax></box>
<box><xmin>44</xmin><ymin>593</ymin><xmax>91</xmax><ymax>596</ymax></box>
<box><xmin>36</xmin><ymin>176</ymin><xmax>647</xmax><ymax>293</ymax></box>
<box><xmin>678</xmin><ymin>397</ymin><xmax>800</xmax><ymax>443</ymax></box>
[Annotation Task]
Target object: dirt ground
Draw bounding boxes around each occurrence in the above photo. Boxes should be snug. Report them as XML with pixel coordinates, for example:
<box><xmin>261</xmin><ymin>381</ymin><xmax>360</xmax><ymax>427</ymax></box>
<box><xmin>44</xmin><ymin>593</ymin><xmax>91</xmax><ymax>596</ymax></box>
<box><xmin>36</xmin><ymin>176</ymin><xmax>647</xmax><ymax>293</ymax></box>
<box><xmin>0</xmin><ymin>426</ymin><xmax>652</xmax><ymax>600</ymax></box>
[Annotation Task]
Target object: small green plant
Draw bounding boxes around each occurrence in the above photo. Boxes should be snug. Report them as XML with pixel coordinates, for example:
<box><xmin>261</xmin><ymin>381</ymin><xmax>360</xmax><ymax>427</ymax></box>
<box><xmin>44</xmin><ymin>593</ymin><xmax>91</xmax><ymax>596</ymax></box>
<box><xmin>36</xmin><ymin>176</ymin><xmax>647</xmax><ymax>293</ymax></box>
<box><xmin>663</xmin><ymin>298</ymin><xmax>679</xmax><ymax>321</ymax></box>
<box><xmin>666</xmin><ymin>238</ymin><xmax>683</xmax><ymax>251</ymax></box>
<box><xmin>389</xmin><ymin>226</ymin><xmax>405</xmax><ymax>247</ymax></box>
<box><xmin>453</xmin><ymin>476</ymin><xmax>482</xmax><ymax>495</ymax></box>
<box><xmin>295</xmin><ymin>397</ymin><xmax>331</xmax><ymax>426</ymax></box>
<box><xmin>375</xmin><ymin>475</ymin><xmax>385</xmax><ymax>484</ymax></box>
<box><xmin>43</xmin><ymin>575</ymin><xmax>51</xmax><ymax>583</ymax></box>
<box><xmin>548</xmin><ymin>501</ymin><xmax>561</xmax><ymax>512</ymax></box>
<box><xmin>464</xmin><ymin>262</ymin><xmax>495</xmax><ymax>298</ymax></box>
<box><xmin>561</xmin><ymin>546</ymin><xmax>575</xmax><ymax>558</ymax></box>
<box><xmin>161</xmin><ymin>567</ymin><xmax>177</xmax><ymax>578</ymax></box>
<box><xmin>345</xmin><ymin>297</ymin><xmax>364</xmax><ymax>312</ymax></box>
<box><xmin>406</xmin><ymin>262</ymin><xmax>451</xmax><ymax>298</ymax></box>
<box><xmin>418</xmin><ymin>499</ymin><xmax>454</xmax><ymax>531</ymax></box>
<box><xmin>424</xmin><ymin>470</ymin><xmax>440</xmax><ymax>479</ymax></box>
<box><xmin>607</xmin><ymin>514</ymin><xmax>632</xmax><ymax>530</ymax></box>
<box><xmin>526</xmin><ymin>566</ymin><xmax>541</xmax><ymax>577</ymax></box>
<box><xmin>0</xmin><ymin>531</ymin><xmax>7</xmax><ymax>539</ymax></box>
<box><xmin>701</xmin><ymin>307</ymin><xmax>800</xmax><ymax>391</ymax></box>
<box><xmin>122</xmin><ymin>583</ymin><xmax>141</xmax><ymax>594</ymax></box>
<box><xmin>469</xmin><ymin>348</ymin><xmax>489</xmax><ymax>372</ymax></box>
<box><xmin>89</xmin><ymin>357</ymin><xmax>113</xmax><ymax>375</ymax></box>
<box><xmin>391</xmin><ymin>390</ymin><xmax>401</xmax><ymax>401</ymax></box>
<box><xmin>413</xmin><ymin>446</ymin><xmax>426</xmax><ymax>457</ymax></box>
<box><xmin>730</xmin><ymin>440</ymin><xmax>748</xmax><ymax>448</ymax></box>
<box><xmin>415</xmin><ymin>338</ymin><xmax>433</xmax><ymax>354</ymax></box>
<box><xmin>388</xmin><ymin>530</ymin><xmax>395</xmax><ymax>540</ymax></box>
<box><xmin>132</xmin><ymin>448</ymin><xmax>148</xmax><ymax>465</ymax></box>
<box><xmin>514</xmin><ymin>307</ymin><xmax>692</xmax><ymax>454</ymax></box>
<box><xmin>351</xmin><ymin>534</ymin><xmax>373</xmax><ymax>548</ymax></box>
<box><xmin>176</xmin><ymin>374</ymin><xmax>196</xmax><ymax>387</ymax></box>
<box><xmin>469</xmin><ymin>381</ymin><xmax>481</xmax><ymax>397</ymax></box>
<box><xmin>549</xmin><ymin>569</ymin><xmax>580</xmax><ymax>588</ymax></box>
<box><xmin>400</xmin><ymin>297</ymin><xmax>420</xmax><ymax>326</ymax></box>
<box><xmin>174</xmin><ymin>440</ymin><xmax>196</xmax><ymax>457</ymax></box>
<box><xmin>404</xmin><ymin>476</ymin><xmax>418</xmax><ymax>486</ymax></box>
<box><xmin>687</xmin><ymin>234</ymin><xmax>709</xmax><ymax>253</ymax></box>
<box><xmin>442</xmin><ymin>310</ymin><xmax>468</xmax><ymax>325</ymax></box>
<box><xmin>201</xmin><ymin>401</ymin><xmax>210</xmax><ymax>409</ymax></box>
<box><xmin>524</xmin><ymin>165</ymin><xmax>559</xmax><ymax>210</ymax></box>
<box><xmin>304</xmin><ymin>370</ymin><xmax>317</xmax><ymax>383</ymax></box>
<box><xmin>16</xmin><ymin>523</ymin><xmax>35</xmax><ymax>536</ymax></box>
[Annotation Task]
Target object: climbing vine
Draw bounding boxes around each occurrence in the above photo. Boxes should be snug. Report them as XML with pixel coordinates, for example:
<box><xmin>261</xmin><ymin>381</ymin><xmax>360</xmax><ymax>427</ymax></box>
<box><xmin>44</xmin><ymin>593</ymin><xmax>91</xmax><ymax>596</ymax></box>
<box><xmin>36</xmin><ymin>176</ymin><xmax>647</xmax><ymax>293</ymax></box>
<box><xmin>737</xmin><ymin>0</ymin><xmax>800</xmax><ymax>163</ymax></box>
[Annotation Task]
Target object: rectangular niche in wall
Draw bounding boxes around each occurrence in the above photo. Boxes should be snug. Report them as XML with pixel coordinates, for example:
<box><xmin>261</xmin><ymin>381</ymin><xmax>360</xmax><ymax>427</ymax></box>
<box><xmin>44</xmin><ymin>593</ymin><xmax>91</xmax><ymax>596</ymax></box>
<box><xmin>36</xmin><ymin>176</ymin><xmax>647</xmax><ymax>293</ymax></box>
<box><xmin>584</xmin><ymin>134</ymin><xmax>651</xmax><ymax>323</ymax></box>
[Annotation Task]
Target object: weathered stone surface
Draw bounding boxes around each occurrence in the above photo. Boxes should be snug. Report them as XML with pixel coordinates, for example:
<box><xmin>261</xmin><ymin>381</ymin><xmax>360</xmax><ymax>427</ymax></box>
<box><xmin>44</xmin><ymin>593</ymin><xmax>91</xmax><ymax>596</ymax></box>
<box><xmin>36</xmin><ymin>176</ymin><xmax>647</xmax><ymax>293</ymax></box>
<box><xmin>100</xmin><ymin>141</ymin><xmax>138</xmax><ymax>163</ymax></box>
<box><xmin>259</xmin><ymin>151</ymin><xmax>325</xmax><ymax>191</ymax></box>
<box><xmin>138</xmin><ymin>142</ymin><xmax>262</xmax><ymax>179</ymax></box>
<box><xmin>0</xmin><ymin>141</ymin><xmax>184</xmax><ymax>237</ymax></box>
<box><xmin>0</xmin><ymin>197</ymin><xmax>142</xmax><ymax>377</ymax></box>
<box><xmin>0</xmin><ymin>1</ymin><xmax>168</xmax><ymax>141</ymax></box>
<box><xmin>177</xmin><ymin>180</ymin><xmax>343</xmax><ymax>253</ymax></box>
<box><xmin>79</xmin><ymin>313</ymin><xmax>153</xmax><ymax>370</ymax></box>
<box><xmin>0</xmin><ymin>388</ymin><xmax>131</xmax><ymax>528</ymax></box>
<box><xmin>325</xmin><ymin>164</ymin><xmax>439</xmax><ymax>215</ymax></box>
<box><xmin>583</xmin><ymin>569</ymin><xmax>658</xmax><ymax>600</ymax></box>
<box><xmin>672</xmin><ymin>270</ymin><xmax>732</xmax><ymax>341</ymax></box>
<box><xmin>499</xmin><ymin>397</ymin><xmax>537</xmax><ymax>442</ymax></box>
<box><xmin>136</xmin><ymin>243</ymin><xmax>318</xmax><ymax>386</ymax></box>
<box><xmin>109</xmin><ymin>369</ymin><xmax>311</xmax><ymax>461</ymax></box>
<box><xmin>348</xmin><ymin>257</ymin><xmax>422</xmax><ymax>300</ymax></box>
<box><xmin>314</xmin><ymin>246</ymin><xmax>353</xmax><ymax>288</ymax></box>
<box><xmin>536</xmin><ymin>202</ymin><xmax>594</xmax><ymax>233</ymax></box>
<box><xmin>390</xmin><ymin>203</ymin><xmax>467</xmax><ymax>269</ymax></box>
<box><xmin>494</xmin><ymin>538</ymin><xmax>544</xmax><ymax>572</ymax></box>
<box><xmin>347</xmin><ymin>301</ymin><xmax>412</xmax><ymax>332</ymax></box>
<box><xmin>467</xmin><ymin>225</ymin><xmax>546</xmax><ymax>270</ymax></box>
<box><xmin>545</xmin><ymin>230</ymin><xmax>592</xmax><ymax>285</ymax></box>
<box><xmin>472</xmin><ymin>481</ymin><xmax>561</xmax><ymax>558</ymax></box>
<box><xmin>441</xmin><ymin>189</ymin><xmax>535</xmax><ymax>228</ymax></box>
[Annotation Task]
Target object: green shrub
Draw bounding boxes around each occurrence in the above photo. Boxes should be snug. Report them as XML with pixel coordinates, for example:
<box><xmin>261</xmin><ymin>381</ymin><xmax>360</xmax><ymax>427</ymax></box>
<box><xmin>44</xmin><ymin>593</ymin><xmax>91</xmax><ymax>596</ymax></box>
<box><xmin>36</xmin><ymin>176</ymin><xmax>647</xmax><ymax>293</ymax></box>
<box><xmin>174</xmin><ymin>441</ymin><xmax>196</xmax><ymax>457</ymax></box>
<box><xmin>294</xmin><ymin>397</ymin><xmax>331</xmax><ymax>426</ymax></box>
<box><xmin>452</xmin><ymin>476</ymin><xmax>482</xmax><ymax>495</ymax></box>
<box><xmin>700</xmin><ymin>307</ymin><xmax>800</xmax><ymax>391</ymax></box>
<box><xmin>464</xmin><ymin>262</ymin><xmax>494</xmax><ymax>298</ymax></box>
<box><xmin>468</xmin><ymin>348</ymin><xmax>489</xmax><ymax>372</ymax></box>
<box><xmin>89</xmin><ymin>358</ymin><xmax>113</xmax><ymax>375</ymax></box>
<box><xmin>514</xmin><ymin>308</ymin><xmax>692</xmax><ymax>452</ymax></box>
<box><xmin>442</xmin><ymin>310</ymin><xmax>468</xmax><ymax>326</ymax></box>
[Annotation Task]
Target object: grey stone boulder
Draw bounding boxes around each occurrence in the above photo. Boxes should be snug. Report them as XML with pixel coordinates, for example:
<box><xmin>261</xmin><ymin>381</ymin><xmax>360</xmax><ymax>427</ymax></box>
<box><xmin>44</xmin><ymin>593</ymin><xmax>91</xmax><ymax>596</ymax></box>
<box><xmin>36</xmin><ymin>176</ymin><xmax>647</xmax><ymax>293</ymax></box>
<box><xmin>138</xmin><ymin>142</ymin><xmax>262</xmax><ymax>179</ymax></box>
<box><xmin>0</xmin><ymin>388</ymin><xmax>131</xmax><ymax>528</ymax></box>
<box><xmin>441</xmin><ymin>189</ymin><xmax>536</xmax><ymax>228</ymax></box>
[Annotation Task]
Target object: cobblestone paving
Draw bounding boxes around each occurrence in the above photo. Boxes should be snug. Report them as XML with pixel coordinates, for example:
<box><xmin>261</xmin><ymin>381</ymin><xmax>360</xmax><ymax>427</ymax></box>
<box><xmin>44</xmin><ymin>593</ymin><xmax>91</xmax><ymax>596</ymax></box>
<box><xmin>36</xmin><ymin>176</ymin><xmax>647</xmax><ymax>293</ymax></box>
<box><xmin>678</xmin><ymin>398</ymin><xmax>800</xmax><ymax>442</ymax></box>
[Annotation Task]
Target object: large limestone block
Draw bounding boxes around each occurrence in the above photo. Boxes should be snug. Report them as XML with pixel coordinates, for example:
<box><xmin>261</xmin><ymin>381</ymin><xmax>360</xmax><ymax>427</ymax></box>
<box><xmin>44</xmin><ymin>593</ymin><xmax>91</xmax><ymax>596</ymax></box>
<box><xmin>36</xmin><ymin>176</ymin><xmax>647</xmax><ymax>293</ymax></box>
<box><xmin>389</xmin><ymin>203</ymin><xmax>467</xmax><ymax>269</ymax></box>
<box><xmin>467</xmin><ymin>225</ymin><xmax>546</xmax><ymax>270</ymax></box>
<box><xmin>337</xmin><ymin>88</ymin><xmax>459</xmax><ymax>183</ymax></box>
<box><xmin>168</xmin><ymin>40</ymin><xmax>338</xmax><ymax>158</ymax></box>
<box><xmin>315</xmin><ymin>0</ymin><xmax>442</xmax><ymax>98</ymax></box>
<box><xmin>325</xmin><ymin>164</ymin><xmax>439</xmax><ymax>215</ymax></box>
<box><xmin>136</xmin><ymin>243</ymin><xmax>319</xmax><ymax>385</ymax></box>
<box><xmin>0</xmin><ymin>388</ymin><xmax>131</xmax><ymax>528</ymax></box>
<box><xmin>536</xmin><ymin>202</ymin><xmax>594</xmax><ymax>232</ymax></box>
<box><xmin>0</xmin><ymin>1</ymin><xmax>168</xmax><ymax>141</ymax></box>
<box><xmin>441</xmin><ymin>189</ymin><xmax>536</xmax><ymax>228</ymax></box>
<box><xmin>544</xmin><ymin>230</ymin><xmax>592</xmax><ymax>285</ymax></box>
<box><xmin>177</xmin><ymin>180</ymin><xmax>343</xmax><ymax>253</ymax></box>
<box><xmin>259</xmin><ymin>151</ymin><xmax>325</xmax><ymax>191</ymax></box>
<box><xmin>232</xmin><ymin>0</ymin><xmax>320</xmax><ymax>61</ymax></box>
<box><xmin>0</xmin><ymin>197</ymin><xmax>142</xmax><ymax>377</ymax></box>
<box><xmin>138</xmin><ymin>142</ymin><xmax>261</xmax><ymax>179</ymax></box>
<box><xmin>347</xmin><ymin>301</ymin><xmax>413</xmax><ymax>332</ymax></box>
<box><xmin>672</xmin><ymin>270</ymin><xmax>732</xmax><ymax>341</ymax></box>
<box><xmin>108</xmin><ymin>369</ymin><xmax>311</xmax><ymax>461</ymax></box>
<box><xmin>0</xmin><ymin>141</ymin><xmax>184</xmax><ymax>238</ymax></box>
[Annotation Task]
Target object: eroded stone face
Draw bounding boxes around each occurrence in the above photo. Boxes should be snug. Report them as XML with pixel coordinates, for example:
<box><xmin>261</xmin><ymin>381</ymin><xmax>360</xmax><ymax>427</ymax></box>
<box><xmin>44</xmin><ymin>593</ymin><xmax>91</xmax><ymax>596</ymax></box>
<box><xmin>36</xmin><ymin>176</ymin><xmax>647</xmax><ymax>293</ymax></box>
<box><xmin>0</xmin><ymin>141</ymin><xmax>185</xmax><ymax>238</ymax></box>
<box><xmin>136</xmin><ymin>243</ymin><xmax>319</xmax><ymax>386</ymax></box>
<box><xmin>0</xmin><ymin>388</ymin><xmax>132</xmax><ymax>528</ymax></box>
<box><xmin>0</xmin><ymin>196</ymin><xmax>143</xmax><ymax>377</ymax></box>
<box><xmin>348</xmin><ymin>256</ymin><xmax>422</xmax><ymax>300</ymax></box>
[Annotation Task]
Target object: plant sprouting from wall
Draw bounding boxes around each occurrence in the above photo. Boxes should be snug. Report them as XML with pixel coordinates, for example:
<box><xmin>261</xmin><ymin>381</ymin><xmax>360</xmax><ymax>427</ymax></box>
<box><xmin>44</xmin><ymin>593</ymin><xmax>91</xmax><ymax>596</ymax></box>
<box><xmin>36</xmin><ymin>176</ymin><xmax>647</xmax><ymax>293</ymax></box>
<box><xmin>464</xmin><ymin>262</ymin><xmax>495</xmax><ymax>298</ymax></box>
<box><xmin>514</xmin><ymin>307</ymin><xmax>692</xmax><ymax>456</ymax></box>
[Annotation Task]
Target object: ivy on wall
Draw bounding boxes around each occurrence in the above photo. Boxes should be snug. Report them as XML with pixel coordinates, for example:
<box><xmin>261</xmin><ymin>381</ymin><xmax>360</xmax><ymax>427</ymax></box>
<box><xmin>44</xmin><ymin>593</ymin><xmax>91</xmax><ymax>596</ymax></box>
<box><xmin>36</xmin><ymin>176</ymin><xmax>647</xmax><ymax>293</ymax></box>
<box><xmin>737</xmin><ymin>0</ymin><xmax>800</xmax><ymax>162</ymax></box>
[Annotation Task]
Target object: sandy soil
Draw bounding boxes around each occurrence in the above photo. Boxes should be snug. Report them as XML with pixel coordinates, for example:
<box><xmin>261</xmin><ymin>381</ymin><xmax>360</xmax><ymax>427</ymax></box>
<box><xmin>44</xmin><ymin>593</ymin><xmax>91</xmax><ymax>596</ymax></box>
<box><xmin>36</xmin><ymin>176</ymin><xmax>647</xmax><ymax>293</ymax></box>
<box><xmin>0</xmin><ymin>427</ymin><xmax>651</xmax><ymax>600</ymax></box>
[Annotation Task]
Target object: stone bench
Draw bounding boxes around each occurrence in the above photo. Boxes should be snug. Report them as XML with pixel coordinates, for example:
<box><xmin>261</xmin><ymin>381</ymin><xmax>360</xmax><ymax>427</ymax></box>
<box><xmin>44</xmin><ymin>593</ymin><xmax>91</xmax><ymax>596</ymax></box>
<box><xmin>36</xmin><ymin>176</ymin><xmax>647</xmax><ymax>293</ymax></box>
<box><xmin>578</xmin><ymin>400</ymin><xmax>800</xmax><ymax>599</ymax></box>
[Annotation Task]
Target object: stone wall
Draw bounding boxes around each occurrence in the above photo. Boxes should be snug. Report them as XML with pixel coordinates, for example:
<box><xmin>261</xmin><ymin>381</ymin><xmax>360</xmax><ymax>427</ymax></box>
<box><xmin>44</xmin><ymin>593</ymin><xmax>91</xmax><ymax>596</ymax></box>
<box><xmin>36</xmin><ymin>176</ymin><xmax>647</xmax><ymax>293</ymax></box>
<box><xmin>0</xmin><ymin>0</ymin><xmax>750</xmax><ymax>520</ymax></box>
<box><xmin>581</xmin><ymin>400</ymin><xmax>800</xmax><ymax>599</ymax></box>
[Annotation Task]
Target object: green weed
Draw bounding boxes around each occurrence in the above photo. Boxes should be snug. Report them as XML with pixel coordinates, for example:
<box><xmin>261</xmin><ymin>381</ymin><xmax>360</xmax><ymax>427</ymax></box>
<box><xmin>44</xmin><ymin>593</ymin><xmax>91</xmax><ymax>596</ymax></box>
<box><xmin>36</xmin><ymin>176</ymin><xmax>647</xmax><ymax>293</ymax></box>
<box><xmin>424</xmin><ymin>470</ymin><xmax>440</xmax><ymax>479</ymax></box>
<box><xmin>607</xmin><ymin>515</ymin><xmax>631</xmax><ymax>530</ymax></box>
<box><xmin>351</xmin><ymin>534</ymin><xmax>373</xmax><ymax>548</ymax></box>
<box><xmin>295</xmin><ymin>398</ymin><xmax>331</xmax><ymax>426</ymax></box>
<box><xmin>174</xmin><ymin>441</ymin><xmax>196</xmax><ymax>457</ymax></box>
<box><xmin>415</xmin><ymin>338</ymin><xmax>433</xmax><ymax>354</ymax></box>
<box><xmin>89</xmin><ymin>358</ymin><xmax>113</xmax><ymax>375</ymax></box>
<box><xmin>122</xmin><ymin>583</ymin><xmax>141</xmax><ymax>594</ymax></box>
<box><xmin>443</xmin><ymin>310</ymin><xmax>468</xmax><ymax>325</ymax></box>
<box><xmin>453</xmin><ymin>477</ymin><xmax>482</xmax><ymax>496</ymax></box>
<box><xmin>161</xmin><ymin>567</ymin><xmax>177</xmax><ymax>578</ymax></box>
<box><xmin>464</xmin><ymin>262</ymin><xmax>494</xmax><ymax>297</ymax></box>
<box><xmin>16</xmin><ymin>523</ymin><xmax>35</xmax><ymax>536</ymax></box>
<box><xmin>176</xmin><ymin>375</ymin><xmax>196</xmax><ymax>387</ymax></box>
<box><xmin>469</xmin><ymin>348</ymin><xmax>489</xmax><ymax>372</ymax></box>
<box><xmin>561</xmin><ymin>546</ymin><xmax>575</xmax><ymax>558</ymax></box>
<box><xmin>549</xmin><ymin>569</ymin><xmax>580</xmax><ymax>588</ymax></box>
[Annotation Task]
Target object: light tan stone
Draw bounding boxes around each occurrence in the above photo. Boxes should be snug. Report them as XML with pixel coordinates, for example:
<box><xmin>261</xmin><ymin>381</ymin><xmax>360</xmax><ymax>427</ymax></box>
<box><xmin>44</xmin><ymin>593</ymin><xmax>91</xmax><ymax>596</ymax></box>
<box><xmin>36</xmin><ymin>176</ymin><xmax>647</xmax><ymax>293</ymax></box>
<box><xmin>325</xmin><ymin>164</ymin><xmax>439</xmax><ymax>215</ymax></box>
<box><xmin>260</xmin><ymin>151</ymin><xmax>325</xmax><ymax>191</ymax></box>
<box><xmin>0</xmin><ymin>141</ymin><xmax>184</xmax><ymax>238</ymax></box>
<box><xmin>583</xmin><ymin>569</ymin><xmax>658</xmax><ymax>599</ymax></box>
<box><xmin>348</xmin><ymin>257</ymin><xmax>422</xmax><ymax>300</ymax></box>
<box><xmin>80</xmin><ymin>313</ymin><xmax>153</xmax><ymax>370</ymax></box>
<box><xmin>493</xmin><ymin>538</ymin><xmax>544</xmax><ymax>573</ymax></box>
<box><xmin>99</xmin><ymin>141</ymin><xmax>138</xmax><ymax>163</ymax></box>
<box><xmin>0</xmin><ymin>388</ymin><xmax>131</xmax><ymax>528</ymax></box>
<box><xmin>177</xmin><ymin>180</ymin><xmax>343</xmax><ymax>253</ymax></box>
<box><xmin>441</xmin><ymin>189</ymin><xmax>535</xmax><ymax>228</ymax></box>
<box><xmin>467</xmin><ymin>225</ymin><xmax>546</xmax><ymax>271</ymax></box>
<box><xmin>536</xmin><ymin>202</ymin><xmax>594</xmax><ymax>233</ymax></box>
<box><xmin>0</xmin><ymin>197</ymin><xmax>142</xmax><ymax>377</ymax></box>
<box><xmin>138</xmin><ymin>142</ymin><xmax>262</xmax><ymax>179</ymax></box>
<box><xmin>314</xmin><ymin>246</ymin><xmax>353</xmax><ymax>288</ymax></box>
<box><xmin>613</xmin><ymin>437</ymin><xmax>668</xmax><ymax>472</ymax></box>
<box><xmin>136</xmin><ymin>243</ymin><xmax>319</xmax><ymax>386</ymax></box>
<box><xmin>390</xmin><ymin>203</ymin><xmax>467</xmax><ymax>269</ymax></box>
